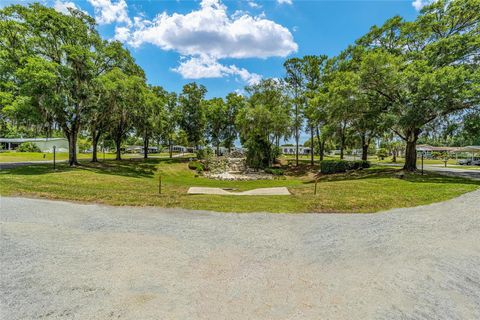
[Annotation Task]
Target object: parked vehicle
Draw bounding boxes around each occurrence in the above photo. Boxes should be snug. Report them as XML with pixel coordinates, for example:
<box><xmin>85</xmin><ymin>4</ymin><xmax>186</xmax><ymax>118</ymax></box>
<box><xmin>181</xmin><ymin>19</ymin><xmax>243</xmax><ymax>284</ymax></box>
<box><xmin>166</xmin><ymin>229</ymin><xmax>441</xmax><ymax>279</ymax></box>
<box><xmin>457</xmin><ymin>159</ymin><xmax>472</xmax><ymax>165</ymax></box>
<box><xmin>472</xmin><ymin>160</ymin><xmax>480</xmax><ymax>166</ymax></box>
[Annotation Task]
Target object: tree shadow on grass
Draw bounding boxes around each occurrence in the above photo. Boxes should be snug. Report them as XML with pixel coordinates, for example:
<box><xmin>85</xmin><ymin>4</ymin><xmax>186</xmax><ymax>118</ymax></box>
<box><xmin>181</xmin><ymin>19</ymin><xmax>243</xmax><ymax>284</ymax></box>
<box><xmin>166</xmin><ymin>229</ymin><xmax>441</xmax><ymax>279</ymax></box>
<box><xmin>1</xmin><ymin>157</ymin><xmax>189</xmax><ymax>179</ymax></box>
<box><xmin>301</xmin><ymin>167</ymin><xmax>480</xmax><ymax>186</ymax></box>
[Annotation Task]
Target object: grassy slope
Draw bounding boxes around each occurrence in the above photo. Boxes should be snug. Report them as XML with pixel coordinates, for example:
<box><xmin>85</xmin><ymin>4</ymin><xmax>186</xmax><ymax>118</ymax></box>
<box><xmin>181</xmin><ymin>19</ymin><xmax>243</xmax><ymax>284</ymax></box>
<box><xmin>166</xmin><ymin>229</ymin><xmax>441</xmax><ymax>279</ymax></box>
<box><xmin>1</xmin><ymin>158</ymin><xmax>478</xmax><ymax>213</ymax></box>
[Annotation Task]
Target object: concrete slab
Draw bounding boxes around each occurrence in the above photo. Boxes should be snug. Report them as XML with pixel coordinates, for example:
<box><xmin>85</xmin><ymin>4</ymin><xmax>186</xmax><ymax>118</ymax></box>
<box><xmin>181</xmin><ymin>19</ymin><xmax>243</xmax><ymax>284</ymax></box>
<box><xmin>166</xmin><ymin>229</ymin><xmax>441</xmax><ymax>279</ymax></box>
<box><xmin>187</xmin><ymin>186</ymin><xmax>291</xmax><ymax>195</ymax></box>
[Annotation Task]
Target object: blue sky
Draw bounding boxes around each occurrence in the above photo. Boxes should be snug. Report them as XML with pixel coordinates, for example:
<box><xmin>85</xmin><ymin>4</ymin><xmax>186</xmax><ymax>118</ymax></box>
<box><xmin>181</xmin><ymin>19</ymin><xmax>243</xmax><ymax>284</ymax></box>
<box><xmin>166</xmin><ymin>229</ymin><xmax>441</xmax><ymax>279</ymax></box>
<box><xmin>4</xmin><ymin>0</ymin><xmax>424</xmax><ymax>98</ymax></box>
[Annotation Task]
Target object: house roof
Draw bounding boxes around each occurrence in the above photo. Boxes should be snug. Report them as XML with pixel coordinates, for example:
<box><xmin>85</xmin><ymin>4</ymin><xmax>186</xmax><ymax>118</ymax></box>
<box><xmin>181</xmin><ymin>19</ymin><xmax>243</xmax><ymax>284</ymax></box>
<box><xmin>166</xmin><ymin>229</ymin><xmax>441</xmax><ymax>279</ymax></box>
<box><xmin>416</xmin><ymin>144</ymin><xmax>480</xmax><ymax>152</ymax></box>
<box><xmin>0</xmin><ymin>138</ymin><xmax>66</xmax><ymax>143</ymax></box>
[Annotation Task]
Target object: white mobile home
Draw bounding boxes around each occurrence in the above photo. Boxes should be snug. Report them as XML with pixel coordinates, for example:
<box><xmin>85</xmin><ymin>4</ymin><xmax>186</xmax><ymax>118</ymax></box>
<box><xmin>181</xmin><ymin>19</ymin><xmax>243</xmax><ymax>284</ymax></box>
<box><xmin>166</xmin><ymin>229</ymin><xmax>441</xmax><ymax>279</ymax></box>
<box><xmin>0</xmin><ymin>138</ymin><xmax>69</xmax><ymax>152</ymax></box>
<box><xmin>281</xmin><ymin>146</ymin><xmax>311</xmax><ymax>155</ymax></box>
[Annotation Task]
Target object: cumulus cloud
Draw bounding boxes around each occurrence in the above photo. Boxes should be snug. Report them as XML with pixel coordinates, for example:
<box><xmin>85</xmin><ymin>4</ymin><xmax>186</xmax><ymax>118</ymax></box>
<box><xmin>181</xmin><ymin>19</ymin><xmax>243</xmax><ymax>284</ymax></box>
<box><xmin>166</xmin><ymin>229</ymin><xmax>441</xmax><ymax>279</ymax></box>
<box><xmin>115</xmin><ymin>0</ymin><xmax>296</xmax><ymax>84</ymax></box>
<box><xmin>124</xmin><ymin>0</ymin><xmax>297</xmax><ymax>59</ymax></box>
<box><xmin>412</xmin><ymin>0</ymin><xmax>433</xmax><ymax>10</ymax></box>
<box><xmin>172</xmin><ymin>55</ymin><xmax>261</xmax><ymax>85</ymax></box>
<box><xmin>87</xmin><ymin>0</ymin><xmax>131</xmax><ymax>25</ymax></box>
<box><xmin>53</xmin><ymin>0</ymin><xmax>80</xmax><ymax>14</ymax></box>
<box><xmin>247</xmin><ymin>1</ymin><xmax>261</xmax><ymax>9</ymax></box>
<box><xmin>277</xmin><ymin>0</ymin><xmax>293</xmax><ymax>5</ymax></box>
<box><xmin>114</xmin><ymin>26</ymin><xmax>131</xmax><ymax>42</ymax></box>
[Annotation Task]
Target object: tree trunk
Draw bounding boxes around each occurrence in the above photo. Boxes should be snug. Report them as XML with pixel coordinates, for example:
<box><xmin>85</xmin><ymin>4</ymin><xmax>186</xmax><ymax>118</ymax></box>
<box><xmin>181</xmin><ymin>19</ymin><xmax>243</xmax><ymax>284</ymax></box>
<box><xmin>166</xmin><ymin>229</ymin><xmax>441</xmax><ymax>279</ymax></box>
<box><xmin>320</xmin><ymin>140</ymin><xmax>325</xmax><ymax>161</ymax></box>
<box><xmin>361</xmin><ymin>144</ymin><xmax>369</xmax><ymax>161</ymax></box>
<box><xmin>91</xmin><ymin>132</ymin><xmax>101</xmax><ymax>162</ymax></box>
<box><xmin>310</xmin><ymin>125</ymin><xmax>314</xmax><ymax>166</ymax></box>
<box><xmin>216</xmin><ymin>142</ymin><xmax>220</xmax><ymax>156</ymax></box>
<box><xmin>115</xmin><ymin>136</ymin><xmax>122</xmax><ymax>161</ymax></box>
<box><xmin>295</xmin><ymin>132</ymin><xmax>299</xmax><ymax>167</ymax></box>
<box><xmin>67</xmin><ymin>130</ymin><xmax>78</xmax><ymax>166</ymax></box>
<box><xmin>143</xmin><ymin>133</ymin><xmax>149</xmax><ymax>159</ymax></box>
<box><xmin>392</xmin><ymin>149</ymin><xmax>397</xmax><ymax>163</ymax></box>
<box><xmin>403</xmin><ymin>129</ymin><xmax>420</xmax><ymax>171</ymax></box>
<box><xmin>340</xmin><ymin>133</ymin><xmax>345</xmax><ymax>160</ymax></box>
<box><xmin>361</xmin><ymin>134</ymin><xmax>369</xmax><ymax>161</ymax></box>
<box><xmin>169</xmin><ymin>139</ymin><xmax>173</xmax><ymax>158</ymax></box>
<box><xmin>316</xmin><ymin>126</ymin><xmax>324</xmax><ymax>161</ymax></box>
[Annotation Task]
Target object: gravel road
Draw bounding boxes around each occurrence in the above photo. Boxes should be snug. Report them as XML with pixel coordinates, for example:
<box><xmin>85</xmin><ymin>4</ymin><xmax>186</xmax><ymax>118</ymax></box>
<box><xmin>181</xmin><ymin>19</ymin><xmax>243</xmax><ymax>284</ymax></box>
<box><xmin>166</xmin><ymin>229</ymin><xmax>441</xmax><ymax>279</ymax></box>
<box><xmin>1</xmin><ymin>192</ymin><xmax>480</xmax><ymax>319</ymax></box>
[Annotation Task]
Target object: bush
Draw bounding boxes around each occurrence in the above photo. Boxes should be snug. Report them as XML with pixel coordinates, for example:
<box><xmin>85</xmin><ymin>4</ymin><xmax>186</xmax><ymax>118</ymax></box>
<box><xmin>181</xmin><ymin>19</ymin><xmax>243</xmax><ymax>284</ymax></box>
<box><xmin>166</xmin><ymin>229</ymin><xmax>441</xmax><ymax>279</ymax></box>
<box><xmin>188</xmin><ymin>161</ymin><xmax>201</xmax><ymax>170</ymax></box>
<box><xmin>195</xmin><ymin>164</ymin><xmax>204</xmax><ymax>174</ymax></box>
<box><xmin>320</xmin><ymin>160</ymin><xmax>370</xmax><ymax>174</ymax></box>
<box><xmin>377</xmin><ymin>148</ymin><xmax>388</xmax><ymax>160</ymax></box>
<box><xmin>17</xmin><ymin>142</ymin><xmax>41</xmax><ymax>152</ymax></box>
<box><xmin>188</xmin><ymin>161</ymin><xmax>205</xmax><ymax>173</ymax></box>
<box><xmin>196</xmin><ymin>147</ymin><xmax>213</xmax><ymax>160</ymax></box>
<box><xmin>265</xmin><ymin>167</ymin><xmax>284</xmax><ymax>176</ymax></box>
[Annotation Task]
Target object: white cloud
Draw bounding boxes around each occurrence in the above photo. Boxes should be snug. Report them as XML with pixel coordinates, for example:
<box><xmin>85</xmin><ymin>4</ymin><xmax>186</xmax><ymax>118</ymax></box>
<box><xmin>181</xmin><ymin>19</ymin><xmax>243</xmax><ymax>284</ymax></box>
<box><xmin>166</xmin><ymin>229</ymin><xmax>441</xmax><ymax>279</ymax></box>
<box><xmin>277</xmin><ymin>0</ymin><xmax>293</xmax><ymax>5</ymax></box>
<box><xmin>125</xmin><ymin>0</ymin><xmax>297</xmax><ymax>59</ymax></box>
<box><xmin>114</xmin><ymin>0</ymin><xmax>296</xmax><ymax>84</ymax></box>
<box><xmin>114</xmin><ymin>26</ymin><xmax>131</xmax><ymax>42</ymax></box>
<box><xmin>247</xmin><ymin>1</ymin><xmax>261</xmax><ymax>9</ymax></box>
<box><xmin>173</xmin><ymin>55</ymin><xmax>261</xmax><ymax>85</ymax></box>
<box><xmin>87</xmin><ymin>0</ymin><xmax>131</xmax><ymax>25</ymax></box>
<box><xmin>53</xmin><ymin>0</ymin><xmax>80</xmax><ymax>14</ymax></box>
<box><xmin>412</xmin><ymin>0</ymin><xmax>433</xmax><ymax>11</ymax></box>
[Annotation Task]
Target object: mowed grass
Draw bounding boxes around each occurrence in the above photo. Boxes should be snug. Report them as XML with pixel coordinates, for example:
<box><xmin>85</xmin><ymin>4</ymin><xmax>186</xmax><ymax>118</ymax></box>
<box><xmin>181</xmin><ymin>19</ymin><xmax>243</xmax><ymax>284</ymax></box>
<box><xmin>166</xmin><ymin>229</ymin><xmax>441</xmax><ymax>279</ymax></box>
<box><xmin>0</xmin><ymin>151</ymin><xmax>192</xmax><ymax>162</ymax></box>
<box><xmin>0</xmin><ymin>152</ymin><xmax>96</xmax><ymax>162</ymax></box>
<box><xmin>0</xmin><ymin>158</ymin><xmax>478</xmax><ymax>213</ymax></box>
<box><xmin>446</xmin><ymin>165</ymin><xmax>480</xmax><ymax>170</ymax></box>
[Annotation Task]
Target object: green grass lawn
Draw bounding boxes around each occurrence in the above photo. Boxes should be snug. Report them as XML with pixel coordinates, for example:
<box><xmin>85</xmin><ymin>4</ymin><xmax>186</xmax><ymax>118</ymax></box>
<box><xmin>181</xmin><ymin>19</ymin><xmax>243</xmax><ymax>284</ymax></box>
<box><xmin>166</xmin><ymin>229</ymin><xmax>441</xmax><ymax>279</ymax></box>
<box><xmin>445</xmin><ymin>165</ymin><xmax>480</xmax><ymax>170</ymax></box>
<box><xmin>373</xmin><ymin>157</ymin><xmax>467</xmax><ymax>166</ymax></box>
<box><xmin>0</xmin><ymin>151</ymin><xmax>192</xmax><ymax>162</ymax></box>
<box><xmin>0</xmin><ymin>152</ymin><xmax>94</xmax><ymax>162</ymax></box>
<box><xmin>1</xmin><ymin>158</ymin><xmax>478</xmax><ymax>213</ymax></box>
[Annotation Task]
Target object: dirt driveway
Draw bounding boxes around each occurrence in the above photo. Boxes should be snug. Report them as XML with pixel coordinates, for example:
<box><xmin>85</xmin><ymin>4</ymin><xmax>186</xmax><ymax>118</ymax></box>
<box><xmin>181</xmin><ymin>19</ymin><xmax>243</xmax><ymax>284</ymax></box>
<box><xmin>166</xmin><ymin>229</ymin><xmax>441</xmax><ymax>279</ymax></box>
<box><xmin>1</xmin><ymin>191</ymin><xmax>479</xmax><ymax>319</ymax></box>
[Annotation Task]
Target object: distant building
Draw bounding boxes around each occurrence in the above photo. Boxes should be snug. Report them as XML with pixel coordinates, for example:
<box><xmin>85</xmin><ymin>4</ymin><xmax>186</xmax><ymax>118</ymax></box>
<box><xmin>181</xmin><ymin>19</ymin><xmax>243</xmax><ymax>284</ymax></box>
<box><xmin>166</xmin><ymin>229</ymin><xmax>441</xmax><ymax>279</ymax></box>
<box><xmin>281</xmin><ymin>146</ymin><xmax>311</xmax><ymax>155</ymax></box>
<box><xmin>171</xmin><ymin>145</ymin><xmax>187</xmax><ymax>153</ymax></box>
<box><xmin>0</xmin><ymin>138</ymin><xmax>69</xmax><ymax>152</ymax></box>
<box><xmin>124</xmin><ymin>145</ymin><xmax>159</xmax><ymax>154</ymax></box>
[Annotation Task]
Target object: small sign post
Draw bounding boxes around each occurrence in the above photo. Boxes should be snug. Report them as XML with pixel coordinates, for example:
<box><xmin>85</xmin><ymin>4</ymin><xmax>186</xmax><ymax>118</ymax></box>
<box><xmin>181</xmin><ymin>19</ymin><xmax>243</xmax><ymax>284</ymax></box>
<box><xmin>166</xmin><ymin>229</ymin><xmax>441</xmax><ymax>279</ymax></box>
<box><xmin>53</xmin><ymin>145</ymin><xmax>56</xmax><ymax>170</ymax></box>
<box><xmin>314</xmin><ymin>178</ymin><xmax>318</xmax><ymax>195</ymax></box>
<box><xmin>421</xmin><ymin>151</ymin><xmax>424</xmax><ymax>175</ymax></box>
<box><xmin>158</xmin><ymin>174</ymin><xmax>162</xmax><ymax>194</ymax></box>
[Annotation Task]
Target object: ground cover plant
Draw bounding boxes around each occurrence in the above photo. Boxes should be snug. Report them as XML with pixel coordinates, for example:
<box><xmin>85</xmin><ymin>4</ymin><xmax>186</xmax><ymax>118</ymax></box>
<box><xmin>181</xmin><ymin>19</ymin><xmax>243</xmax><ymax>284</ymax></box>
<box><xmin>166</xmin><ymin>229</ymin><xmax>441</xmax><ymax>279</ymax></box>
<box><xmin>1</xmin><ymin>157</ymin><xmax>478</xmax><ymax>213</ymax></box>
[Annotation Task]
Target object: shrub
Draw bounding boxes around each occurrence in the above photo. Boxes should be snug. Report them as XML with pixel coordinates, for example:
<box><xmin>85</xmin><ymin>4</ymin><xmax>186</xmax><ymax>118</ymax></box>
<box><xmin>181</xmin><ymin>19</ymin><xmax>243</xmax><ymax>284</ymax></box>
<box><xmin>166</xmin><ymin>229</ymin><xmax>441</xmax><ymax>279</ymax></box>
<box><xmin>265</xmin><ymin>167</ymin><xmax>284</xmax><ymax>176</ymax></box>
<box><xmin>196</xmin><ymin>147</ymin><xmax>213</xmax><ymax>160</ymax></box>
<box><xmin>320</xmin><ymin>160</ymin><xmax>370</xmax><ymax>174</ymax></box>
<box><xmin>195</xmin><ymin>164</ymin><xmax>204</xmax><ymax>174</ymax></box>
<box><xmin>188</xmin><ymin>161</ymin><xmax>201</xmax><ymax>170</ymax></box>
<box><xmin>17</xmin><ymin>142</ymin><xmax>41</xmax><ymax>152</ymax></box>
<box><xmin>376</xmin><ymin>148</ymin><xmax>388</xmax><ymax>160</ymax></box>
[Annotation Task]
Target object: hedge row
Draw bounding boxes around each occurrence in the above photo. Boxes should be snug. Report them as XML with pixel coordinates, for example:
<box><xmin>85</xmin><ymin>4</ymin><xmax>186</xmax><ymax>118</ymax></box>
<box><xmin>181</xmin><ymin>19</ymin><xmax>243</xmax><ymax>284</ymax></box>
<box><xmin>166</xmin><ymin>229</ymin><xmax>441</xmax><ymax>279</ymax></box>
<box><xmin>264</xmin><ymin>167</ymin><xmax>285</xmax><ymax>176</ymax></box>
<box><xmin>320</xmin><ymin>160</ymin><xmax>370</xmax><ymax>174</ymax></box>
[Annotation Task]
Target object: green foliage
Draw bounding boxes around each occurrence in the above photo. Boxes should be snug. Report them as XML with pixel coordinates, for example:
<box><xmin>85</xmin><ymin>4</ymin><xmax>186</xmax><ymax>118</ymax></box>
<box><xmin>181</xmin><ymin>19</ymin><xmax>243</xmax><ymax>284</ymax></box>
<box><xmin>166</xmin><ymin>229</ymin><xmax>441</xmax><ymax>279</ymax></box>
<box><xmin>223</xmin><ymin>93</ymin><xmax>245</xmax><ymax>150</ymax></box>
<box><xmin>196</xmin><ymin>146</ymin><xmax>213</xmax><ymax>160</ymax></box>
<box><xmin>264</xmin><ymin>167</ymin><xmax>285</xmax><ymax>176</ymax></box>
<box><xmin>188</xmin><ymin>161</ymin><xmax>203</xmax><ymax>171</ymax></box>
<box><xmin>179</xmin><ymin>83</ymin><xmax>207</xmax><ymax>148</ymax></box>
<box><xmin>78</xmin><ymin>138</ymin><xmax>91</xmax><ymax>153</ymax></box>
<box><xmin>320</xmin><ymin>160</ymin><xmax>370</xmax><ymax>174</ymax></box>
<box><xmin>461</xmin><ymin>111</ymin><xmax>480</xmax><ymax>145</ymax></box>
<box><xmin>17</xmin><ymin>142</ymin><xmax>40</xmax><ymax>152</ymax></box>
<box><xmin>237</xmin><ymin>79</ymin><xmax>291</xmax><ymax>168</ymax></box>
<box><xmin>376</xmin><ymin>148</ymin><xmax>389</xmax><ymax>160</ymax></box>
<box><xmin>204</xmin><ymin>97</ymin><xmax>227</xmax><ymax>151</ymax></box>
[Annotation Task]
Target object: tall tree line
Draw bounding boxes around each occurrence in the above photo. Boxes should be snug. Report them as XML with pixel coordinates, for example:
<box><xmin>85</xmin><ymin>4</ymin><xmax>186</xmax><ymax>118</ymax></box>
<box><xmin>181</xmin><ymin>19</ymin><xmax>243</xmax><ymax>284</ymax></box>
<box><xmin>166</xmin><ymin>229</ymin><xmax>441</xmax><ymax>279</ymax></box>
<box><xmin>1</xmin><ymin>0</ymin><xmax>478</xmax><ymax>172</ymax></box>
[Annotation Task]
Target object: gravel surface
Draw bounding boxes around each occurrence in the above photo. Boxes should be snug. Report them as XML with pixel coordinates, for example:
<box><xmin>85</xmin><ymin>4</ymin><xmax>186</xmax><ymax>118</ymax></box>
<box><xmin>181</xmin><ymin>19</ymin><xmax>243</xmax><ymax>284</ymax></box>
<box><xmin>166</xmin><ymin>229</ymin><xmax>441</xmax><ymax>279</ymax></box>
<box><xmin>1</xmin><ymin>192</ymin><xmax>480</xmax><ymax>319</ymax></box>
<box><xmin>187</xmin><ymin>187</ymin><xmax>291</xmax><ymax>195</ymax></box>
